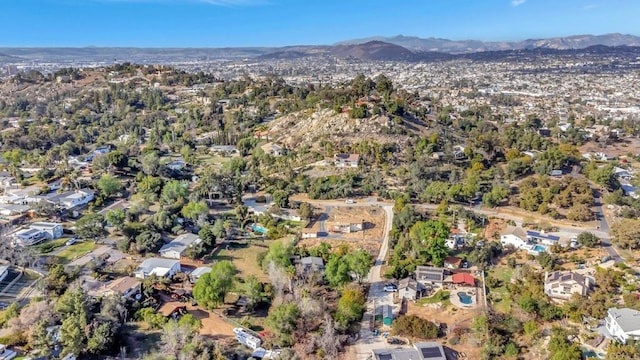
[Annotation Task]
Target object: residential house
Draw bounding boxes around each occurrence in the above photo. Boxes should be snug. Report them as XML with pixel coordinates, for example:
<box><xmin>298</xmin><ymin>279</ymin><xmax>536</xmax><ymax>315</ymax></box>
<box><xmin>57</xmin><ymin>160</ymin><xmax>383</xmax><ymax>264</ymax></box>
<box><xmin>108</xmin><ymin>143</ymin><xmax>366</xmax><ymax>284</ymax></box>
<box><xmin>165</xmin><ymin>159</ymin><xmax>186</xmax><ymax>171</ymax></box>
<box><xmin>544</xmin><ymin>271</ymin><xmax>592</xmax><ymax>300</ymax></box>
<box><xmin>415</xmin><ymin>266</ymin><xmax>446</xmax><ymax>286</ymax></box>
<box><xmin>527</xmin><ymin>230</ymin><xmax>560</xmax><ymax>246</ymax></box>
<box><xmin>29</xmin><ymin>222</ymin><xmax>63</xmax><ymax>239</ymax></box>
<box><xmin>0</xmin><ymin>204</ymin><xmax>29</xmax><ymax>216</ymax></box>
<box><xmin>300</xmin><ymin>229</ymin><xmax>318</xmax><ymax>239</ymax></box>
<box><xmin>270</xmin><ymin>208</ymin><xmax>302</xmax><ymax>222</ymax></box>
<box><xmin>190</xmin><ymin>267</ymin><xmax>212</xmax><ymax>283</ymax></box>
<box><xmin>298</xmin><ymin>256</ymin><xmax>325</xmax><ymax>274</ymax></box>
<box><xmin>134</xmin><ymin>258</ymin><xmax>181</xmax><ymax>279</ymax></box>
<box><xmin>260</xmin><ymin>142</ymin><xmax>283</xmax><ymax>156</ymax></box>
<box><xmin>398</xmin><ymin>277</ymin><xmax>426</xmax><ymax>301</ymax></box>
<box><xmin>159</xmin><ymin>233</ymin><xmax>202</xmax><ymax>259</ymax></box>
<box><xmin>158</xmin><ymin>303</ymin><xmax>187</xmax><ymax>319</ymax></box>
<box><xmin>47</xmin><ymin>188</ymin><xmax>95</xmax><ymax>209</ymax></box>
<box><xmin>452</xmin><ymin>272</ymin><xmax>475</xmax><ymax>287</ymax></box>
<box><xmin>614</xmin><ymin>167</ymin><xmax>633</xmax><ymax>181</ymax></box>
<box><xmin>371</xmin><ymin>342</ymin><xmax>446</xmax><ymax>360</ymax></box>
<box><xmin>331</xmin><ymin>222</ymin><xmax>363</xmax><ymax>234</ymax></box>
<box><xmin>605</xmin><ymin>308</ymin><xmax>640</xmax><ymax>344</ymax></box>
<box><xmin>333</xmin><ymin>153</ymin><xmax>360</xmax><ymax>168</ymax></box>
<box><xmin>444</xmin><ymin>256</ymin><xmax>463</xmax><ymax>269</ymax></box>
<box><xmin>13</xmin><ymin>228</ymin><xmax>46</xmax><ymax>246</ymax></box>
<box><xmin>452</xmin><ymin>145</ymin><xmax>466</xmax><ymax>160</ymax></box>
<box><xmin>500</xmin><ymin>226</ymin><xmax>529</xmax><ymax>249</ymax></box>
<box><xmin>101</xmin><ymin>276</ymin><xmax>141</xmax><ymax>299</ymax></box>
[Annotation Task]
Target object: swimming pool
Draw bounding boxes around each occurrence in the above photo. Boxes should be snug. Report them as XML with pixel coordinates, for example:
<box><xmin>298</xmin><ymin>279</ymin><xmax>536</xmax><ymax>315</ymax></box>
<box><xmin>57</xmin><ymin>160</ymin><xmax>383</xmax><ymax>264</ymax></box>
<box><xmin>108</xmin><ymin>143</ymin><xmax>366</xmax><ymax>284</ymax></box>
<box><xmin>251</xmin><ymin>224</ymin><xmax>268</xmax><ymax>234</ymax></box>
<box><xmin>532</xmin><ymin>245</ymin><xmax>547</xmax><ymax>253</ymax></box>
<box><xmin>458</xmin><ymin>292</ymin><xmax>472</xmax><ymax>305</ymax></box>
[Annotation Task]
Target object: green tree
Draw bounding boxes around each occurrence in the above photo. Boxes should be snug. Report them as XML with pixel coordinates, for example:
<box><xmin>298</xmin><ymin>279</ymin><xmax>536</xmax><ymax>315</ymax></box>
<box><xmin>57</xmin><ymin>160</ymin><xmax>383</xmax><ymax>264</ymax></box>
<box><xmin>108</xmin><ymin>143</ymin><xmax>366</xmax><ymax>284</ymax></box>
<box><xmin>60</xmin><ymin>313</ymin><xmax>86</xmax><ymax>356</ymax></box>
<box><xmin>97</xmin><ymin>174</ymin><xmax>122</xmax><ymax>198</ymax></box>
<box><xmin>105</xmin><ymin>208</ymin><xmax>126</xmax><ymax>230</ymax></box>
<box><xmin>391</xmin><ymin>315</ymin><xmax>438</xmax><ymax>339</ymax></box>
<box><xmin>181</xmin><ymin>201</ymin><xmax>209</xmax><ymax>222</ymax></box>
<box><xmin>325</xmin><ymin>255</ymin><xmax>351</xmax><ymax>287</ymax></box>
<box><xmin>266</xmin><ymin>303</ymin><xmax>300</xmax><ymax>346</ymax></box>
<box><xmin>409</xmin><ymin>220</ymin><xmax>450</xmax><ymax>266</ymax></box>
<box><xmin>244</xmin><ymin>275</ymin><xmax>263</xmax><ymax>311</ymax></box>
<box><xmin>74</xmin><ymin>212</ymin><xmax>107</xmax><ymax>240</ymax></box>
<box><xmin>138</xmin><ymin>175</ymin><xmax>163</xmax><ymax>195</ymax></box>
<box><xmin>193</xmin><ymin>261</ymin><xmax>236</xmax><ymax>309</ymax></box>
<box><xmin>345</xmin><ymin>249</ymin><xmax>372</xmax><ymax>283</ymax></box>
<box><xmin>135</xmin><ymin>230</ymin><xmax>163</xmax><ymax>253</ymax></box>
<box><xmin>198</xmin><ymin>225</ymin><xmax>217</xmax><ymax>248</ymax></box>
<box><xmin>298</xmin><ymin>202</ymin><xmax>314</xmax><ymax>220</ymax></box>
<box><xmin>30</xmin><ymin>319</ymin><xmax>54</xmax><ymax>355</ymax></box>
<box><xmin>611</xmin><ymin>219</ymin><xmax>640</xmax><ymax>249</ymax></box>
<box><xmin>335</xmin><ymin>286</ymin><xmax>366</xmax><ymax>329</ymax></box>
<box><xmin>272</xmin><ymin>190</ymin><xmax>290</xmax><ymax>208</ymax></box>
<box><xmin>577</xmin><ymin>232</ymin><xmax>600</xmax><ymax>247</ymax></box>
<box><xmin>161</xmin><ymin>180</ymin><xmax>188</xmax><ymax>206</ymax></box>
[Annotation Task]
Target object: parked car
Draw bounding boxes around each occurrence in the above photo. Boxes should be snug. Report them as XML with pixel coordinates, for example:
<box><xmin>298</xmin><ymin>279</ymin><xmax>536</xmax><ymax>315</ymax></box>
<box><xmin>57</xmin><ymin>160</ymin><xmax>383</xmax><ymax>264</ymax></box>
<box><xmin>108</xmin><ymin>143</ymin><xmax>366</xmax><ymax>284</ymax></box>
<box><xmin>65</xmin><ymin>237</ymin><xmax>78</xmax><ymax>246</ymax></box>
<box><xmin>383</xmin><ymin>284</ymin><xmax>398</xmax><ymax>292</ymax></box>
<box><xmin>345</xmin><ymin>199</ymin><xmax>355</xmax><ymax>204</ymax></box>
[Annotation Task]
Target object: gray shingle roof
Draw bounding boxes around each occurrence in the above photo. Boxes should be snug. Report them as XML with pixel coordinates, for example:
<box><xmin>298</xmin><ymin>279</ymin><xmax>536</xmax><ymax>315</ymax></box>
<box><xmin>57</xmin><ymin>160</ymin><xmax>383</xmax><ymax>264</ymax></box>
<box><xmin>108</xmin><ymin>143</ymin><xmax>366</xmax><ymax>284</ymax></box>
<box><xmin>159</xmin><ymin>233</ymin><xmax>201</xmax><ymax>256</ymax></box>
<box><xmin>609</xmin><ymin>308</ymin><xmax>640</xmax><ymax>333</ymax></box>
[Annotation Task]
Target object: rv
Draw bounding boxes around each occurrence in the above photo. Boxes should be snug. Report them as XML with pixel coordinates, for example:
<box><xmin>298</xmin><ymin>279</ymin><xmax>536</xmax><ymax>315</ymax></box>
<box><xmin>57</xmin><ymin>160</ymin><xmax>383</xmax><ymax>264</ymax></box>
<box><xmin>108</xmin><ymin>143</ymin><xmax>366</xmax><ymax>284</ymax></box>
<box><xmin>233</xmin><ymin>328</ymin><xmax>262</xmax><ymax>350</ymax></box>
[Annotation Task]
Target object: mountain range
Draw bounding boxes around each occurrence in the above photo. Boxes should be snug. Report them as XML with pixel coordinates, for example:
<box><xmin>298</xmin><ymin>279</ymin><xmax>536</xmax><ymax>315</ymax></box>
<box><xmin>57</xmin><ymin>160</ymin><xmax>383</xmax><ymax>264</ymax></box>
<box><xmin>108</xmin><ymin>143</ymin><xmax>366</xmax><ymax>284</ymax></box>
<box><xmin>336</xmin><ymin>33</ymin><xmax>640</xmax><ymax>54</ymax></box>
<box><xmin>1</xmin><ymin>33</ymin><xmax>639</xmax><ymax>64</ymax></box>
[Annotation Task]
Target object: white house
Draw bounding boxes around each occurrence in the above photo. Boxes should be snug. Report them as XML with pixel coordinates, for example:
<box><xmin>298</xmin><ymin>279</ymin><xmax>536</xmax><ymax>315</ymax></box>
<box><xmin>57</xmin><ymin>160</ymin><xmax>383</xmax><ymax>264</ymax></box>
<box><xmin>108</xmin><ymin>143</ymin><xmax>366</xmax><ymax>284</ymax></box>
<box><xmin>605</xmin><ymin>308</ymin><xmax>640</xmax><ymax>344</ymax></box>
<box><xmin>134</xmin><ymin>258</ymin><xmax>181</xmax><ymax>279</ymax></box>
<box><xmin>13</xmin><ymin>228</ymin><xmax>47</xmax><ymax>246</ymax></box>
<box><xmin>190</xmin><ymin>267</ymin><xmax>212</xmax><ymax>283</ymax></box>
<box><xmin>398</xmin><ymin>277</ymin><xmax>426</xmax><ymax>301</ymax></box>
<box><xmin>333</xmin><ymin>153</ymin><xmax>360</xmax><ymax>168</ymax></box>
<box><xmin>500</xmin><ymin>226</ymin><xmax>528</xmax><ymax>249</ymax></box>
<box><xmin>544</xmin><ymin>271</ymin><xmax>592</xmax><ymax>300</ymax></box>
<box><xmin>165</xmin><ymin>159</ymin><xmax>186</xmax><ymax>171</ymax></box>
<box><xmin>260</xmin><ymin>142</ymin><xmax>283</xmax><ymax>157</ymax></box>
<box><xmin>159</xmin><ymin>233</ymin><xmax>202</xmax><ymax>259</ymax></box>
<box><xmin>48</xmin><ymin>188</ymin><xmax>95</xmax><ymax>209</ymax></box>
<box><xmin>29</xmin><ymin>222</ymin><xmax>63</xmax><ymax>239</ymax></box>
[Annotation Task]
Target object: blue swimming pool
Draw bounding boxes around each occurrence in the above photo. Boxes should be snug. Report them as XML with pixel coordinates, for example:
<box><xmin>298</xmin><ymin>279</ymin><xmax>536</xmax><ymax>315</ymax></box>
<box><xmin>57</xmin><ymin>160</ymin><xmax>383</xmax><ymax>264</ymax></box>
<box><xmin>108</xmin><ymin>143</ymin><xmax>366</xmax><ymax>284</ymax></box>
<box><xmin>251</xmin><ymin>224</ymin><xmax>268</xmax><ymax>234</ymax></box>
<box><xmin>458</xmin><ymin>292</ymin><xmax>472</xmax><ymax>305</ymax></box>
<box><xmin>532</xmin><ymin>245</ymin><xmax>547</xmax><ymax>253</ymax></box>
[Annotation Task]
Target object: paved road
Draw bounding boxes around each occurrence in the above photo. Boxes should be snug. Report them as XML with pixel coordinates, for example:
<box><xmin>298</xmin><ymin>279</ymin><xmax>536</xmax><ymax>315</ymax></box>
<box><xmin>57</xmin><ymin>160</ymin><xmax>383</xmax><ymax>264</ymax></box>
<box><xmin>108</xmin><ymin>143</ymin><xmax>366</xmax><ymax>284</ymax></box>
<box><xmin>593</xmin><ymin>193</ymin><xmax>622</xmax><ymax>262</ymax></box>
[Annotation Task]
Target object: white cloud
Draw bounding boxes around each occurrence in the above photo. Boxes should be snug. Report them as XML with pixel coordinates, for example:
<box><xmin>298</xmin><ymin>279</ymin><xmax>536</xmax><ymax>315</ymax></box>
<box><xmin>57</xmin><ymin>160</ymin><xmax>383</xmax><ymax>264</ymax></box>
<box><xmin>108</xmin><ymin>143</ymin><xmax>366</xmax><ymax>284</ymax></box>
<box><xmin>583</xmin><ymin>4</ymin><xmax>599</xmax><ymax>10</ymax></box>
<box><xmin>511</xmin><ymin>0</ymin><xmax>526</xmax><ymax>6</ymax></box>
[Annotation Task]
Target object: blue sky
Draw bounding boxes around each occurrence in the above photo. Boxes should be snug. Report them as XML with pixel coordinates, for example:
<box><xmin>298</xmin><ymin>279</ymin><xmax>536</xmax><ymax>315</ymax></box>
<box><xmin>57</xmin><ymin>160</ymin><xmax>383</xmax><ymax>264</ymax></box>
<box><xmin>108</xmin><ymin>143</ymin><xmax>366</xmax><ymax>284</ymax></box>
<box><xmin>0</xmin><ymin>0</ymin><xmax>638</xmax><ymax>47</ymax></box>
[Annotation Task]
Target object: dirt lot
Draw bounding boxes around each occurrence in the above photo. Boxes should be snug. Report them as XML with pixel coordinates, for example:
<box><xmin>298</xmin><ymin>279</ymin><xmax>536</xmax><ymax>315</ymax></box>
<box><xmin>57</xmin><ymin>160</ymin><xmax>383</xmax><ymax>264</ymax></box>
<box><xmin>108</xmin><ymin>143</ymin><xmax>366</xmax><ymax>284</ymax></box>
<box><xmin>406</xmin><ymin>301</ymin><xmax>482</xmax><ymax>359</ymax></box>
<box><xmin>298</xmin><ymin>205</ymin><xmax>386</xmax><ymax>256</ymax></box>
<box><xmin>215</xmin><ymin>240</ymin><xmax>272</xmax><ymax>282</ymax></box>
<box><xmin>163</xmin><ymin>301</ymin><xmax>237</xmax><ymax>340</ymax></box>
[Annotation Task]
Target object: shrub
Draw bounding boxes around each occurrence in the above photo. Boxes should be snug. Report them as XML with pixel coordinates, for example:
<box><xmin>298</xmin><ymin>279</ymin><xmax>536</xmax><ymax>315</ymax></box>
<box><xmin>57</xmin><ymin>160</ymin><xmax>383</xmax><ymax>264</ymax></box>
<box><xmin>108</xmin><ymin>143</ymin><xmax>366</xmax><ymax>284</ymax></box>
<box><xmin>392</xmin><ymin>315</ymin><xmax>439</xmax><ymax>339</ymax></box>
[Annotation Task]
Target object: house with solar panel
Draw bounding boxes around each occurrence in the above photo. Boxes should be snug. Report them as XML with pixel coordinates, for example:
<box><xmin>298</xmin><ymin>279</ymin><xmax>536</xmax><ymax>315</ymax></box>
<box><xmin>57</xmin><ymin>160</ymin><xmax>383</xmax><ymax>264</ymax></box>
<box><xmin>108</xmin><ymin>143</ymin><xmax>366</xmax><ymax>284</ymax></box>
<box><xmin>544</xmin><ymin>271</ymin><xmax>593</xmax><ymax>300</ymax></box>
<box><xmin>371</xmin><ymin>342</ymin><xmax>446</xmax><ymax>360</ymax></box>
<box><xmin>415</xmin><ymin>266</ymin><xmax>447</xmax><ymax>287</ymax></box>
<box><xmin>526</xmin><ymin>230</ymin><xmax>560</xmax><ymax>246</ymax></box>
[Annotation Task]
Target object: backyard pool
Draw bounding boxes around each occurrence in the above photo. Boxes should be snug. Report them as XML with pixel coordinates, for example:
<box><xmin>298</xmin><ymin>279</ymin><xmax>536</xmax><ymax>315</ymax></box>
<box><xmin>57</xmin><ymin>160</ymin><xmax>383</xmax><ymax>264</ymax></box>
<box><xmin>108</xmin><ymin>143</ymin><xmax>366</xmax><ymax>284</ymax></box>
<box><xmin>532</xmin><ymin>245</ymin><xmax>547</xmax><ymax>253</ymax></box>
<box><xmin>458</xmin><ymin>292</ymin><xmax>473</xmax><ymax>305</ymax></box>
<box><xmin>251</xmin><ymin>224</ymin><xmax>268</xmax><ymax>234</ymax></box>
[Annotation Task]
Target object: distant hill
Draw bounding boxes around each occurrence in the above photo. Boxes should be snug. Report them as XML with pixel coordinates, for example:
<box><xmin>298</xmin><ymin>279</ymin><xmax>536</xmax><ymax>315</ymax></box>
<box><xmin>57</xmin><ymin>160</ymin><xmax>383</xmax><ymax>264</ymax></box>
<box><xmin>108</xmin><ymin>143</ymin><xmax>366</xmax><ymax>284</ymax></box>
<box><xmin>337</xmin><ymin>33</ymin><xmax>640</xmax><ymax>54</ymax></box>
